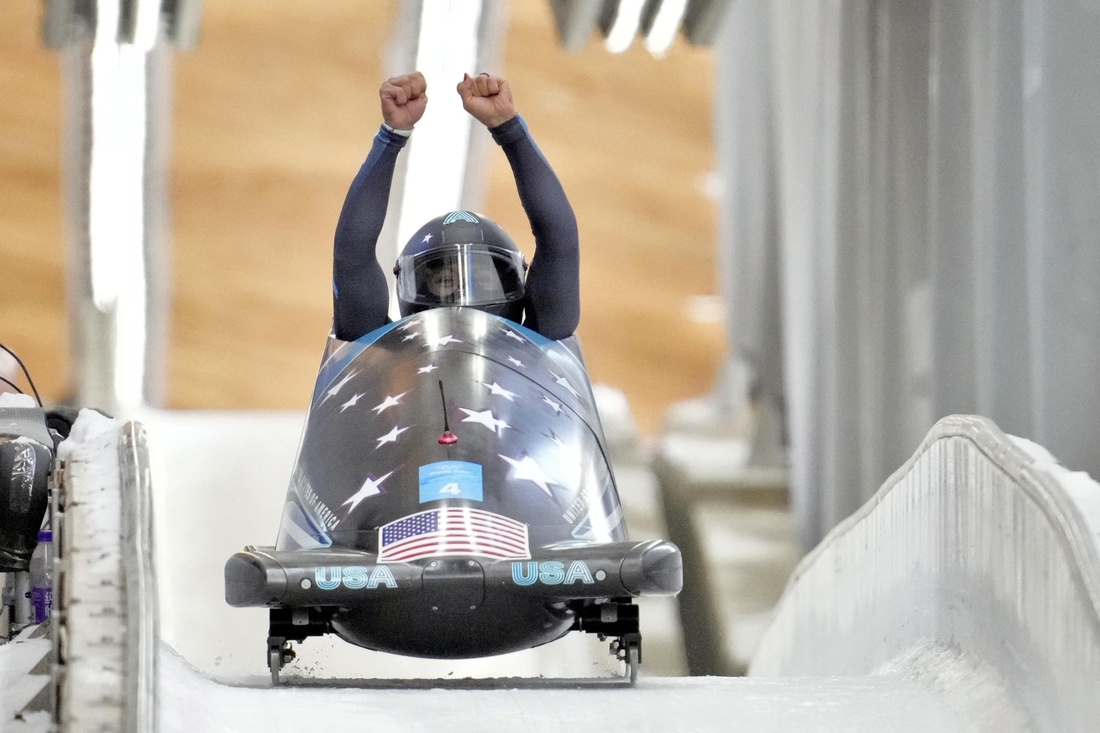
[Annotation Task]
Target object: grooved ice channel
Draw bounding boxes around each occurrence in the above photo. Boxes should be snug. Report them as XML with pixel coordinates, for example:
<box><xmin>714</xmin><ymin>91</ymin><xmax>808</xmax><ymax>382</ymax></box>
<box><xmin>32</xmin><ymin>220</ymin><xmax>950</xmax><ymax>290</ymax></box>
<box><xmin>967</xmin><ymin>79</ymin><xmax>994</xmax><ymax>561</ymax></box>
<box><xmin>158</xmin><ymin>646</ymin><xmax>973</xmax><ymax>733</ymax></box>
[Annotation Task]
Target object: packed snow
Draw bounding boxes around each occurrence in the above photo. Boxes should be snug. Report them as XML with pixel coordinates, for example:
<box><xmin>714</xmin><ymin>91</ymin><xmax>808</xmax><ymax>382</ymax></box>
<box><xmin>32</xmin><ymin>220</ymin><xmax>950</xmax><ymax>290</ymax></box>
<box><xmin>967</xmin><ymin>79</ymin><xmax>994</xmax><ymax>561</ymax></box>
<box><xmin>1010</xmin><ymin>435</ymin><xmax>1100</xmax><ymax>557</ymax></box>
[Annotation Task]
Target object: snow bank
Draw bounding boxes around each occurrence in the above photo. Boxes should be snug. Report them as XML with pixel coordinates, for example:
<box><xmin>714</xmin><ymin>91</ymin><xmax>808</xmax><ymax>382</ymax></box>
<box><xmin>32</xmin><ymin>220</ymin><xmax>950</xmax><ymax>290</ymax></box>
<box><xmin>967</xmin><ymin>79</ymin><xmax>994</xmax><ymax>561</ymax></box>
<box><xmin>0</xmin><ymin>394</ymin><xmax>36</xmax><ymax>408</ymax></box>
<box><xmin>1008</xmin><ymin>435</ymin><xmax>1100</xmax><ymax>559</ymax></box>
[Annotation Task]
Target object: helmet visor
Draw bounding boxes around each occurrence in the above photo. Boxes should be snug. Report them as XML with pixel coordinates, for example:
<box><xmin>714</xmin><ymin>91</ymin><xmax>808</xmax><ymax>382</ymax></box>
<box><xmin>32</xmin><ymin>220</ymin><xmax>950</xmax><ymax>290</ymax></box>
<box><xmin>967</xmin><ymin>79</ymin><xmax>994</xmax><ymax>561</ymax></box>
<box><xmin>396</xmin><ymin>244</ymin><xmax>525</xmax><ymax>307</ymax></box>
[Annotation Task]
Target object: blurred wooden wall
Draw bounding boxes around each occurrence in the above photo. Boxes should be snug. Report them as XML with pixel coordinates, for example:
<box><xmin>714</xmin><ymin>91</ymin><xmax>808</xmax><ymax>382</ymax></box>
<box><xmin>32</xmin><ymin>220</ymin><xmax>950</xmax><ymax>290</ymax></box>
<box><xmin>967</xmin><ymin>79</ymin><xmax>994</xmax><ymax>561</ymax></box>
<box><xmin>0</xmin><ymin>0</ymin><xmax>722</xmax><ymax>432</ymax></box>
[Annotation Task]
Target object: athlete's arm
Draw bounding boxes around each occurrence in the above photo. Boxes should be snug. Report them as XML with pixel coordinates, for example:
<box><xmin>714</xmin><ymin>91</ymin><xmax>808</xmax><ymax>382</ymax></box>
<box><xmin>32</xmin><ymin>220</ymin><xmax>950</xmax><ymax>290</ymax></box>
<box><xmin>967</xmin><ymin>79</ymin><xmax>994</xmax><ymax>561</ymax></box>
<box><xmin>333</xmin><ymin>73</ymin><xmax>427</xmax><ymax>342</ymax></box>
<box><xmin>458</xmin><ymin>74</ymin><xmax>580</xmax><ymax>340</ymax></box>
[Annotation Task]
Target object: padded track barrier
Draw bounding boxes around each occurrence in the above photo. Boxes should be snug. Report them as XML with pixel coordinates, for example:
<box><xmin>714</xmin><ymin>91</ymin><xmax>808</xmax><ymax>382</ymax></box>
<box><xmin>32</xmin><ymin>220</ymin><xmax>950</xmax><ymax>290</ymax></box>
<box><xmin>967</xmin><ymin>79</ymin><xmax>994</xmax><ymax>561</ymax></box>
<box><xmin>751</xmin><ymin>415</ymin><xmax>1100</xmax><ymax>732</ymax></box>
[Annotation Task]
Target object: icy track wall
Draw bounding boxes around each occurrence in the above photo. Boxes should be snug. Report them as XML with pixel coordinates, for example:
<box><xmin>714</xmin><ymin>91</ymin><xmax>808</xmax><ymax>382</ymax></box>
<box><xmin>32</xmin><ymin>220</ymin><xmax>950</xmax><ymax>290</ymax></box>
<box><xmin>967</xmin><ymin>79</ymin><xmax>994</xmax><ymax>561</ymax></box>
<box><xmin>751</xmin><ymin>415</ymin><xmax>1100</xmax><ymax>732</ymax></box>
<box><xmin>54</xmin><ymin>412</ymin><xmax>158</xmax><ymax>733</ymax></box>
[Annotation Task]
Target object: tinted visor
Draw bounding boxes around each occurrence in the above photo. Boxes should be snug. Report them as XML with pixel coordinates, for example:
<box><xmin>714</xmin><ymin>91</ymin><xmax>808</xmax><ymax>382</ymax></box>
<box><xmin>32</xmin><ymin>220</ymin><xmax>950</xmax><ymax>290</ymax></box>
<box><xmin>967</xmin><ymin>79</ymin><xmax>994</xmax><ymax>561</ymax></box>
<box><xmin>396</xmin><ymin>244</ymin><xmax>525</xmax><ymax>307</ymax></box>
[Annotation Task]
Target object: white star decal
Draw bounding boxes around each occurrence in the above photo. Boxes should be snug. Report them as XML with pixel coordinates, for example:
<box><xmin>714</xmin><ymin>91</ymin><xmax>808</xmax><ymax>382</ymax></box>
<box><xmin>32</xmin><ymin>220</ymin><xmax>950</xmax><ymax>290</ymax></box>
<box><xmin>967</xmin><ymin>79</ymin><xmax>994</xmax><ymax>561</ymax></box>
<box><xmin>402</xmin><ymin>332</ymin><xmax>421</xmax><ymax>342</ymax></box>
<box><xmin>546</xmin><ymin>430</ymin><xmax>567</xmax><ymax>448</ymax></box>
<box><xmin>375</xmin><ymin>425</ymin><xmax>409</xmax><ymax>448</ymax></box>
<box><xmin>459</xmin><ymin>407</ymin><xmax>510</xmax><ymax>436</ymax></box>
<box><xmin>397</xmin><ymin>318</ymin><xmax>423</xmax><ymax>331</ymax></box>
<box><xmin>342</xmin><ymin>471</ymin><xmax>393</xmax><ymax>513</ymax></box>
<box><xmin>483</xmin><ymin>381</ymin><xmax>518</xmax><ymax>402</ymax></box>
<box><xmin>422</xmin><ymin>233</ymin><xmax>433</xmax><ymax>243</ymax></box>
<box><xmin>372</xmin><ymin>392</ymin><xmax>407</xmax><ymax>414</ymax></box>
<box><xmin>418</xmin><ymin>364</ymin><xmax>438</xmax><ymax>374</ymax></box>
<box><xmin>507</xmin><ymin>356</ymin><xmax>525</xmax><ymax>368</ymax></box>
<box><xmin>549</xmin><ymin>371</ymin><xmax>581</xmax><ymax>398</ymax></box>
<box><xmin>424</xmin><ymin>334</ymin><xmax>463</xmax><ymax>348</ymax></box>
<box><xmin>542</xmin><ymin>395</ymin><xmax>562</xmax><ymax>414</ymax></box>
<box><xmin>340</xmin><ymin>393</ymin><xmax>365</xmax><ymax>412</ymax></box>
<box><xmin>499</xmin><ymin>454</ymin><xmax>555</xmax><ymax>497</ymax></box>
<box><xmin>320</xmin><ymin>370</ymin><xmax>359</xmax><ymax>404</ymax></box>
<box><xmin>502</xmin><ymin>329</ymin><xmax>525</xmax><ymax>343</ymax></box>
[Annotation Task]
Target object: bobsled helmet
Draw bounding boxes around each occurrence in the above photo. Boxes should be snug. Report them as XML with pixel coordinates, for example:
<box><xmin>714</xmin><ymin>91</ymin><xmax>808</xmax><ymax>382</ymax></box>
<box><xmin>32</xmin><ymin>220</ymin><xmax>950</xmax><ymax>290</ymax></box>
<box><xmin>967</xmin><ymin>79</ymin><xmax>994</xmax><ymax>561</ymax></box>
<box><xmin>394</xmin><ymin>210</ymin><xmax>526</xmax><ymax>322</ymax></box>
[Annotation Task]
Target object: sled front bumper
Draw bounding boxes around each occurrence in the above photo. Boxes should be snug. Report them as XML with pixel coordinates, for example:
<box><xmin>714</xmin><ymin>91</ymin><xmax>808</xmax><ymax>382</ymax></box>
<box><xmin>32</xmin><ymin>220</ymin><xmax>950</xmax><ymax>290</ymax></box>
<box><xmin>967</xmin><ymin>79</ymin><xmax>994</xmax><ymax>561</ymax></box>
<box><xmin>225</xmin><ymin>539</ymin><xmax>682</xmax><ymax>608</ymax></box>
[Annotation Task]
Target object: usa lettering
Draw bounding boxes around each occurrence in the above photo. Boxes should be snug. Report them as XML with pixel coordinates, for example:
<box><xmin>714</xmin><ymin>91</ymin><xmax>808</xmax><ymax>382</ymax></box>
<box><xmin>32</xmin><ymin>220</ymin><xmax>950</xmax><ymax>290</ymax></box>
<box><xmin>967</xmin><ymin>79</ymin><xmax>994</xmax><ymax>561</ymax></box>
<box><xmin>314</xmin><ymin>565</ymin><xmax>398</xmax><ymax>590</ymax></box>
<box><xmin>511</xmin><ymin>560</ymin><xmax>595</xmax><ymax>586</ymax></box>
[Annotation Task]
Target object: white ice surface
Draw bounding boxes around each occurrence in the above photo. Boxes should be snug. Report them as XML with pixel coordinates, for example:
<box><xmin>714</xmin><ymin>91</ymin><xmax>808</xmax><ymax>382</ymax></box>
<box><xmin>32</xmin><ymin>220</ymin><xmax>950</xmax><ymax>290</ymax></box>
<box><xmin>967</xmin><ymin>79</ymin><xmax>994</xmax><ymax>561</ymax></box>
<box><xmin>0</xmin><ymin>631</ymin><xmax>50</xmax><ymax>729</ymax></box>
<box><xmin>158</xmin><ymin>642</ymin><xmax>972</xmax><ymax>733</ymax></box>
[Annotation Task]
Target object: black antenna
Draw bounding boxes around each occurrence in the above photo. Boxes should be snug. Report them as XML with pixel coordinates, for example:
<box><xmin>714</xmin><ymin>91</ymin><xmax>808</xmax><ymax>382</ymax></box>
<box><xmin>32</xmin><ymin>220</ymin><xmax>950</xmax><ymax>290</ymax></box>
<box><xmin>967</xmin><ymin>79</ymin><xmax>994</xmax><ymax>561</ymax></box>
<box><xmin>0</xmin><ymin>376</ymin><xmax>25</xmax><ymax>395</ymax></box>
<box><xmin>0</xmin><ymin>342</ymin><xmax>42</xmax><ymax>406</ymax></box>
<box><xmin>437</xmin><ymin>379</ymin><xmax>457</xmax><ymax>444</ymax></box>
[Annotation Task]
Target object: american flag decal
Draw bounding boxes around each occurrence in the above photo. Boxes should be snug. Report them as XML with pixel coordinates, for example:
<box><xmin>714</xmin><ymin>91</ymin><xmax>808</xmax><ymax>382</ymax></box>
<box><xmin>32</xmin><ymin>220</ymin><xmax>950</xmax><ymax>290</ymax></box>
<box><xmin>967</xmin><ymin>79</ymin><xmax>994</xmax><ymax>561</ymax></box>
<box><xmin>378</xmin><ymin>508</ymin><xmax>531</xmax><ymax>563</ymax></box>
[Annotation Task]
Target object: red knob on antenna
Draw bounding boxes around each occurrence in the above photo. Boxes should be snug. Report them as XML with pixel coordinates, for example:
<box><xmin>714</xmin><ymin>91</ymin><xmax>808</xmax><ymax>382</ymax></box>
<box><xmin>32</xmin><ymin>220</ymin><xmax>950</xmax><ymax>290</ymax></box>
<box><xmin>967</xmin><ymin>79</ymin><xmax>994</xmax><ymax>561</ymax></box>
<box><xmin>438</xmin><ymin>431</ymin><xmax>458</xmax><ymax>445</ymax></box>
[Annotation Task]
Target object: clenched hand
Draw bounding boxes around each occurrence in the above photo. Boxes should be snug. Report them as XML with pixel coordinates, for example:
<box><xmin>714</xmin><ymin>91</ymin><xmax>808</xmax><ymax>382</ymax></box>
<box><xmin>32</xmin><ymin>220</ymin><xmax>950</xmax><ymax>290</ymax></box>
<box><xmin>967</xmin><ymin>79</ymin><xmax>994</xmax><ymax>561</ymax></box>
<box><xmin>380</xmin><ymin>72</ymin><xmax>427</xmax><ymax>130</ymax></box>
<box><xmin>457</xmin><ymin>73</ymin><xmax>516</xmax><ymax>129</ymax></box>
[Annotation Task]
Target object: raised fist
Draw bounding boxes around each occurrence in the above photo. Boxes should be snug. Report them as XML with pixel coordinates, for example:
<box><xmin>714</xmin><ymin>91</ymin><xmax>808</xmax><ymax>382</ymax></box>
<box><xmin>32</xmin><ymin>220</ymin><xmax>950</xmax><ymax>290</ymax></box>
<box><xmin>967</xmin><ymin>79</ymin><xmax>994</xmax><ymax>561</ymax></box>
<box><xmin>380</xmin><ymin>72</ymin><xmax>427</xmax><ymax>130</ymax></box>
<box><xmin>457</xmin><ymin>73</ymin><xmax>516</xmax><ymax>129</ymax></box>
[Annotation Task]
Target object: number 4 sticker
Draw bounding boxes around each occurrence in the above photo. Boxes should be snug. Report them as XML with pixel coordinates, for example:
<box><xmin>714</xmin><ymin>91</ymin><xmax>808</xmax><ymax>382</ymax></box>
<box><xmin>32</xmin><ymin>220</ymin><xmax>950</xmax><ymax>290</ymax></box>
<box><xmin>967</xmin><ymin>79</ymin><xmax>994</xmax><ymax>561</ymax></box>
<box><xmin>419</xmin><ymin>461</ymin><xmax>483</xmax><ymax>502</ymax></box>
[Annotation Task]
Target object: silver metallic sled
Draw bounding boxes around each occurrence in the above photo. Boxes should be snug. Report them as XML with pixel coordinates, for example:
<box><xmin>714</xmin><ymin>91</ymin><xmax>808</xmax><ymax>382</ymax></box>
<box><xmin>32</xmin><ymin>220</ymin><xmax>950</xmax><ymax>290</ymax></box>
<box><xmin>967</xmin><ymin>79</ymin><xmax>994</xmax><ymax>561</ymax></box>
<box><xmin>225</xmin><ymin>308</ymin><xmax>682</xmax><ymax>683</ymax></box>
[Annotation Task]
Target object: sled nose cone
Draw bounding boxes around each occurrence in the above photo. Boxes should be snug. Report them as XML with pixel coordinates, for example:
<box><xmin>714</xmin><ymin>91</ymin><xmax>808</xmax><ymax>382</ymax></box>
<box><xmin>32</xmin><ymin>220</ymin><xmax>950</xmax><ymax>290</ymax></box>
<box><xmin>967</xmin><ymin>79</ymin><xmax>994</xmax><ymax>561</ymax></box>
<box><xmin>621</xmin><ymin>540</ymin><xmax>683</xmax><ymax>596</ymax></box>
<box><xmin>225</xmin><ymin>552</ymin><xmax>287</xmax><ymax>607</ymax></box>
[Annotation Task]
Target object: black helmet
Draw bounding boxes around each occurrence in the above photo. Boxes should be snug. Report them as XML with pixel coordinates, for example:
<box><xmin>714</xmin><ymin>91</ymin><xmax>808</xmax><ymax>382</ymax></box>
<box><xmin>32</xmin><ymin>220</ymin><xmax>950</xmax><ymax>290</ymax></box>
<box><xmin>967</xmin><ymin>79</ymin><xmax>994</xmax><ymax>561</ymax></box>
<box><xmin>394</xmin><ymin>211</ymin><xmax>526</xmax><ymax>322</ymax></box>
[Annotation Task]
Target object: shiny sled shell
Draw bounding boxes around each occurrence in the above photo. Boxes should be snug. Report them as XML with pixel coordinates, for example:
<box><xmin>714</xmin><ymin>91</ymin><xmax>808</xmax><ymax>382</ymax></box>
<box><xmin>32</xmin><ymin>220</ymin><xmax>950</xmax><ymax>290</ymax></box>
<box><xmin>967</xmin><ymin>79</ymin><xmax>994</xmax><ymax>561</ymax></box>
<box><xmin>276</xmin><ymin>308</ymin><xmax>627</xmax><ymax>555</ymax></box>
<box><xmin>233</xmin><ymin>308</ymin><xmax>669</xmax><ymax>658</ymax></box>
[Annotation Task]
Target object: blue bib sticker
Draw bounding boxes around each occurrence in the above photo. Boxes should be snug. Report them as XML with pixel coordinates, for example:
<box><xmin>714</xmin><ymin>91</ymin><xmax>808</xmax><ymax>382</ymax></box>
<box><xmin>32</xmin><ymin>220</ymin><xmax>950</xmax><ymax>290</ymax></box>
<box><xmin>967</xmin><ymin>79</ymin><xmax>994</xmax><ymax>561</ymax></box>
<box><xmin>419</xmin><ymin>461</ymin><xmax>483</xmax><ymax>503</ymax></box>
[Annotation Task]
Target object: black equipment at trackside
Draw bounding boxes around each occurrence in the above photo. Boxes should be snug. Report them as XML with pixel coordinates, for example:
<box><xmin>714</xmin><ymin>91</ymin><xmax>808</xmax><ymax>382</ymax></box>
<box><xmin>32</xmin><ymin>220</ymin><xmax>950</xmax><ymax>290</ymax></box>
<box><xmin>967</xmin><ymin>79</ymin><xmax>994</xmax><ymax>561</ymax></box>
<box><xmin>0</xmin><ymin>404</ymin><xmax>55</xmax><ymax>572</ymax></box>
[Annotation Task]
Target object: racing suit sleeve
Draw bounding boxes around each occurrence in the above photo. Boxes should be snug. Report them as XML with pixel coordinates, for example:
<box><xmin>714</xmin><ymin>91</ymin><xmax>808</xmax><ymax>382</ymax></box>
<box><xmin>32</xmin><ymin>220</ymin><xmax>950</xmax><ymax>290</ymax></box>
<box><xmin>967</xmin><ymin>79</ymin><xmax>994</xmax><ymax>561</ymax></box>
<box><xmin>332</xmin><ymin>125</ymin><xmax>410</xmax><ymax>342</ymax></box>
<box><xmin>490</xmin><ymin>115</ymin><xmax>580</xmax><ymax>340</ymax></box>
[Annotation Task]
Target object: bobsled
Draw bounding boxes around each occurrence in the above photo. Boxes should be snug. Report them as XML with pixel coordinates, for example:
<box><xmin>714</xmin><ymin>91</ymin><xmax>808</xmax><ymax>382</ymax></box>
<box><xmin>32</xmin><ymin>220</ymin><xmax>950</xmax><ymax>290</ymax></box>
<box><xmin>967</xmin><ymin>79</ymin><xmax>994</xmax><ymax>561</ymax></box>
<box><xmin>225</xmin><ymin>308</ymin><xmax>682</xmax><ymax>683</ymax></box>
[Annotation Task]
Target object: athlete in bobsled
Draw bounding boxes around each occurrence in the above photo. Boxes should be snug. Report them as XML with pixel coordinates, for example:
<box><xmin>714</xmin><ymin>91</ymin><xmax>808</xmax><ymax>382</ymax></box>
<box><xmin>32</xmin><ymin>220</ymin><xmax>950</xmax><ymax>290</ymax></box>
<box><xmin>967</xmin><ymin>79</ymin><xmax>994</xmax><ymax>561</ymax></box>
<box><xmin>225</xmin><ymin>73</ymin><xmax>682</xmax><ymax>684</ymax></box>
<box><xmin>333</xmin><ymin>70</ymin><xmax>579</xmax><ymax>343</ymax></box>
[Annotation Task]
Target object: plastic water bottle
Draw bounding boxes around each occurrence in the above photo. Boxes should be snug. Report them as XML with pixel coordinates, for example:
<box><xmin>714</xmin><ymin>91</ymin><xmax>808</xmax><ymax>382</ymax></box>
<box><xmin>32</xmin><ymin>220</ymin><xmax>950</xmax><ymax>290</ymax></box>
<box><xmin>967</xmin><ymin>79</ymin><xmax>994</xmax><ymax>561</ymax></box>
<box><xmin>29</xmin><ymin>530</ymin><xmax>53</xmax><ymax>624</ymax></box>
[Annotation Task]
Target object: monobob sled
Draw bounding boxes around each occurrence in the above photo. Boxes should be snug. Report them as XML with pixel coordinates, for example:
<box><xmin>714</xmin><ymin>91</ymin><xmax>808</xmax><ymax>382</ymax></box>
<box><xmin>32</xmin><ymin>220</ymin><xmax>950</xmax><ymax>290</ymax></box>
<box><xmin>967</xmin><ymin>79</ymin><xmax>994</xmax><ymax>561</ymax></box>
<box><xmin>224</xmin><ymin>308</ymin><xmax>682</xmax><ymax>683</ymax></box>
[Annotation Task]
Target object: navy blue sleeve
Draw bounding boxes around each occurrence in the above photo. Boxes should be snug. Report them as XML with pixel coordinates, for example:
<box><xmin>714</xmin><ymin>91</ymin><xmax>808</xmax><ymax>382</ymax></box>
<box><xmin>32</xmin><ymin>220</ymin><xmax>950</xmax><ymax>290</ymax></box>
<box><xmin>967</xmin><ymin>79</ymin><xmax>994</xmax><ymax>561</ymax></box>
<box><xmin>332</xmin><ymin>126</ymin><xmax>409</xmax><ymax>342</ymax></box>
<box><xmin>490</xmin><ymin>115</ymin><xmax>580</xmax><ymax>340</ymax></box>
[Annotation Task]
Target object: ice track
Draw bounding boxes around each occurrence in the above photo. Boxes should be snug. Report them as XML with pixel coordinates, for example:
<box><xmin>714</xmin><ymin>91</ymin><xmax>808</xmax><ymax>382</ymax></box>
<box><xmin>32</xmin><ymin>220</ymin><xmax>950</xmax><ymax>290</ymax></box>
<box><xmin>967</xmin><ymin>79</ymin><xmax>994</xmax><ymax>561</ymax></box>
<box><xmin>24</xmin><ymin>411</ymin><xmax>1100</xmax><ymax>732</ymax></box>
<box><xmin>157</xmin><ymin>643</ymin><xmax>972</xmax><ymax>733</ymax></box>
